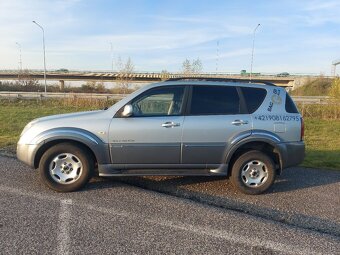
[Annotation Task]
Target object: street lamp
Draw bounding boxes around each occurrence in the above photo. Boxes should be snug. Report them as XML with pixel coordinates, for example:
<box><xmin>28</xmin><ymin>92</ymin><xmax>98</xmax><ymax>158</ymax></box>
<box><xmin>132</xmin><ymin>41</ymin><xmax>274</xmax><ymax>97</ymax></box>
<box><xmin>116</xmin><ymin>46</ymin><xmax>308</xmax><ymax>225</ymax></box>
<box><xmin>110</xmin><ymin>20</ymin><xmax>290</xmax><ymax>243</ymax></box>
<box><xmin>15</xmin><ymin>42</ymin><xmax>22</xmax><ymax>72</ymax></box>
<box><xmin>250</xmin><ymin>23</ymin><xmax>260</xmax><ymax>81</ymax></box>
<box><xmin>33</xmin><ymin>20</ymin><xmax>47</xmax><ymax>93</ymax></box>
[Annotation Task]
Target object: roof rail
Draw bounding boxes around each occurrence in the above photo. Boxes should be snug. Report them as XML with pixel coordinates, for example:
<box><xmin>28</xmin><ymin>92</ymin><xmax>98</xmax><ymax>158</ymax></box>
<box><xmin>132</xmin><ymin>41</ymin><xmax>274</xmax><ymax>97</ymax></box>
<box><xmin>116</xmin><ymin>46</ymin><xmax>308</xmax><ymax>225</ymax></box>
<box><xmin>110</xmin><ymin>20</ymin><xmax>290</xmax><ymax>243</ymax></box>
<box><xmin>165</xmin><ymin>77</ymin><xmax>276</xmax><ymax>86</ymax></box>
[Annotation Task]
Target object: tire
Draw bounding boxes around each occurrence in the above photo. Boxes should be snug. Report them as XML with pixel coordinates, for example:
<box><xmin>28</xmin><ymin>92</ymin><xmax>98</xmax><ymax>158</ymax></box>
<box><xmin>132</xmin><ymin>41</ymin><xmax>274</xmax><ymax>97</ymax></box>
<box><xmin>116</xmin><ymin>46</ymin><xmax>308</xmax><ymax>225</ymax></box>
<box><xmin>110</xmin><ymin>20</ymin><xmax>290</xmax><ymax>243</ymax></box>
<box><xmin>231</xmin><ymin>150</ymin><xmax>276</xmax><ymax>195</ymax></box>
<box><xmin>39</xmin><ymin>143</ymin><xmax>94</xmax><ymax>192</ymax></box>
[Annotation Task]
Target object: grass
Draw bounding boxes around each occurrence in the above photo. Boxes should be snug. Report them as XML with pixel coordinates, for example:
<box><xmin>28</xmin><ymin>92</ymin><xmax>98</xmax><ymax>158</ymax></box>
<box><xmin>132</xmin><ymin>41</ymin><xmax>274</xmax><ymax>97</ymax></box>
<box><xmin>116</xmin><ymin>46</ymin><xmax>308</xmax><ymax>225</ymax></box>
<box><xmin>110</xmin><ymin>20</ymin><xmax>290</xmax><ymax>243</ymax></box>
<box><xmin>303</xmin><ymin>119</ymin><xmax>340</xmax><ymax>170</ymax></box>
<box><xmin>290</xmin><ymin>76</ymin><xmax>333</xmax><ymax>96</ymax></box>
<box><xmin>0</xmin><ymin>99</ymin><xmax>339</xmax><ymax>170</ymax></box>
<box><xmin>0</xmin><ymin>99</ymin><xmax>102</xmax><ymax>147</ymax></box>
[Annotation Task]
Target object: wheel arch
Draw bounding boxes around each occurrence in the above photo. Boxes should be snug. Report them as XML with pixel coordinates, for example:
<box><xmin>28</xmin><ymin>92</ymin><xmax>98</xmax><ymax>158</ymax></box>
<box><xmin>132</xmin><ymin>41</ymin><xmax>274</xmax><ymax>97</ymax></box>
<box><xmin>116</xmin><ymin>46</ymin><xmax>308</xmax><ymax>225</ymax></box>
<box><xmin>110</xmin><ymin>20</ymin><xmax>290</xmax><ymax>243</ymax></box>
<box><xmin>34</xmin><ymin>139</ymin><xmax>98</xmax><ymax>169</ymax></box>
<box><xmin>32</xmin><ymin>128</ymin><xmax>110</xmax><ymax>169</ymax></box>
<box><xmin>225</xmin><ymin>135</ymin><xmax>284</xmax><ymax>176</ymax></box>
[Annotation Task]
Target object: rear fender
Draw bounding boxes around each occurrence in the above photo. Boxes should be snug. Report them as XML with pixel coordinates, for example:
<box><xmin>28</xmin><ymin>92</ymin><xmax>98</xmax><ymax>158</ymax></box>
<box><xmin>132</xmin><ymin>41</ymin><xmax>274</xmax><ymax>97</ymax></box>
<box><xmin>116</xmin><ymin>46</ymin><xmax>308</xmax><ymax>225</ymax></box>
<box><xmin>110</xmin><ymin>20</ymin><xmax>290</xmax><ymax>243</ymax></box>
<box><xmin>224</xmin><ymin>130</ymin><xmax>284</xmax><ymax>170</ymax></box>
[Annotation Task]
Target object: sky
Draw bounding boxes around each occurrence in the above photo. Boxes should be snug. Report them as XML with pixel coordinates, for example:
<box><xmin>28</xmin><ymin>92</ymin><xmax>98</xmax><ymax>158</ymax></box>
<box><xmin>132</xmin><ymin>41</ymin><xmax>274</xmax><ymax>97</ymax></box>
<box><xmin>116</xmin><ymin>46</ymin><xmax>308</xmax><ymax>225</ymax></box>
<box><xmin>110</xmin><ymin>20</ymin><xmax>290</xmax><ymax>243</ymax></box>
<box><xmin>1</xmin><ymin>0</ymin><xmax>340</xmax><ymax>75</ymax></box>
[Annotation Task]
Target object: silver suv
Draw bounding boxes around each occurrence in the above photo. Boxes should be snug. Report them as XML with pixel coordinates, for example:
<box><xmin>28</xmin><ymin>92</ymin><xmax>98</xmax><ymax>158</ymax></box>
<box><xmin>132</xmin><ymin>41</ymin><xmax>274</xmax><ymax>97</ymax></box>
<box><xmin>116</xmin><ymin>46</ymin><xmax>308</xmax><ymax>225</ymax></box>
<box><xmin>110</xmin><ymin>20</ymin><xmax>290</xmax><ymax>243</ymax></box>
<box><xmin>17</xmin><ymin>79</ymin><xmax>305</xmax><ymax>194</ymax></box>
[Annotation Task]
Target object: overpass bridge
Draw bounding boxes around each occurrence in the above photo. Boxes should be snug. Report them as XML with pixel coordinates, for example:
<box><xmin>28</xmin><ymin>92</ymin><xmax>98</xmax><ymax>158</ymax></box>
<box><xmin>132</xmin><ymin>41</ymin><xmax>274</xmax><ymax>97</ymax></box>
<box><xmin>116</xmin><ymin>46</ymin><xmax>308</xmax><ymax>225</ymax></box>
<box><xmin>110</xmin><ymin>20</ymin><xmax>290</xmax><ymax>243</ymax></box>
<box><xmin>0</xmin><ymin>70</ymin><xmax>309</xmax><ymax>88</ymax></box>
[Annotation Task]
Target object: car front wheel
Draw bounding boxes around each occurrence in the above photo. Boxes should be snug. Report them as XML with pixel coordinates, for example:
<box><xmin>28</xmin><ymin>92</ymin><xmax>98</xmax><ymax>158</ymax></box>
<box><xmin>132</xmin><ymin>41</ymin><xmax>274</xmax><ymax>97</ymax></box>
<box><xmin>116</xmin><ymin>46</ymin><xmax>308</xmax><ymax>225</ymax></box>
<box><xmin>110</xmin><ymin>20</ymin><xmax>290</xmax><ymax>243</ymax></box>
<box><xmin>231</xmin><ymin>150</ymin><xmax>276</xmax><ymax>195</ymax></box>
<box><xmin>39</xmin><ymin>143</ymin><xmax>94</xmax><ymax>192</ymax></box>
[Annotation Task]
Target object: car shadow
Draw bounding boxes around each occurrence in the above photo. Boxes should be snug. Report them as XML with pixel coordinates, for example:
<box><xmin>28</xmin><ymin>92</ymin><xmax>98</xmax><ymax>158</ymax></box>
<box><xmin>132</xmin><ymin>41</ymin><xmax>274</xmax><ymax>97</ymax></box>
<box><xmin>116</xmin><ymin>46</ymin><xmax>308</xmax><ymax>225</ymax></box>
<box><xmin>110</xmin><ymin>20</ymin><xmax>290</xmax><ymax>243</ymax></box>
<box><xmin>112</xmin><ymin>166</ymin><xmax>340</xmax><ymax>194</ymax></box>
<box><xmin>84</xmin><ymin>166</ymin><xmax>340</xmax><ymax>195</ymax></box>
<box><xmin>83</xmin><ymin>177</ymin><xmax>126</xmax><ymax>191</ymax></box>
<box><xmin>270</xmin><ymin>166</ymin><xmax>340</xmax><ymax>193</ymax></box>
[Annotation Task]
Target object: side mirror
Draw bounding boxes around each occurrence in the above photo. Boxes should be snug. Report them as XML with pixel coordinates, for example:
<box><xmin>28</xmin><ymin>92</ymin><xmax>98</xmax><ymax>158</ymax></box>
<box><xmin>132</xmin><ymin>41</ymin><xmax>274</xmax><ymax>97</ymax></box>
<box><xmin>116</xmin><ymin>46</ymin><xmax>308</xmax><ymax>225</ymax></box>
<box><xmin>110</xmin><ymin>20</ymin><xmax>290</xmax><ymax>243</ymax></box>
<box><xmin>121</xmin><ymin>104</ymin><xmax>133</xmax><ymax>117</ymax></box>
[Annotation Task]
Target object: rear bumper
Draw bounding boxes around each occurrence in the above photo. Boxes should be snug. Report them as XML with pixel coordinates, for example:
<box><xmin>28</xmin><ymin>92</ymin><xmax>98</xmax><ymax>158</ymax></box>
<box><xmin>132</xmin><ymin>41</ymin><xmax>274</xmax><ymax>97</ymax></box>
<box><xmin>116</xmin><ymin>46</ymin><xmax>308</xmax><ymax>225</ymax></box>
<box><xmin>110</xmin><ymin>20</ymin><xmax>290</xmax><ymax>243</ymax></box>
<box><xmin>278</xmin><ymin>141</ymin><xmax>305</xmax><ymax>169</ymax></box>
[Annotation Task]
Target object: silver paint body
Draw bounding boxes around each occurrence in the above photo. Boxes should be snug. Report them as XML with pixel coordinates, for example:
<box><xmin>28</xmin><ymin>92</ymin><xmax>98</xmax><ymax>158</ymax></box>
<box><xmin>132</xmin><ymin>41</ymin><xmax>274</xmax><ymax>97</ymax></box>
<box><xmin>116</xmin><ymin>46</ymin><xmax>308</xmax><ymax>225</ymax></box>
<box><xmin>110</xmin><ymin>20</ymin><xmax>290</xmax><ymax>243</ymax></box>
<box><xmin>17</xmin><ymin>81</ymin><xmax>305</xmax><ymax>175</ymax></box>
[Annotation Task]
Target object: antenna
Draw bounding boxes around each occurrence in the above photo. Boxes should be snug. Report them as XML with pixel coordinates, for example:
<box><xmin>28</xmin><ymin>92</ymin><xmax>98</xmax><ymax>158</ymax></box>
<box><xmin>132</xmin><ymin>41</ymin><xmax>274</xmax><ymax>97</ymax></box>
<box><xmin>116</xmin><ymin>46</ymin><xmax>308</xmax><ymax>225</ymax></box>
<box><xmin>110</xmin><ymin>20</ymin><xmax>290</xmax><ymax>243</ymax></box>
<box><xmin>216</xmin><ymin>40</ymin><xmax>219</xmax><ymax>74</ymax></box>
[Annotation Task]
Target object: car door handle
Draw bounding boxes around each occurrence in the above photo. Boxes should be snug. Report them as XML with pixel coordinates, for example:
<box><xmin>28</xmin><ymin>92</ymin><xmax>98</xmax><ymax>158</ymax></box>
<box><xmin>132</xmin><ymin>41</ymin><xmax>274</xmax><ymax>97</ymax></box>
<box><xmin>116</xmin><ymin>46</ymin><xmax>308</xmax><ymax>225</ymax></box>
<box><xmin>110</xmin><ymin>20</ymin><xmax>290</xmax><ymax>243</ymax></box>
<box><xmin>162</xmin><ymin>122</ymin><xmax>180</xmax><ymax>128</ymax></box>
<box><xmin>231</xmin><ymin>120</ymin><xmax>249</xmax><ymax>126</ymax></box>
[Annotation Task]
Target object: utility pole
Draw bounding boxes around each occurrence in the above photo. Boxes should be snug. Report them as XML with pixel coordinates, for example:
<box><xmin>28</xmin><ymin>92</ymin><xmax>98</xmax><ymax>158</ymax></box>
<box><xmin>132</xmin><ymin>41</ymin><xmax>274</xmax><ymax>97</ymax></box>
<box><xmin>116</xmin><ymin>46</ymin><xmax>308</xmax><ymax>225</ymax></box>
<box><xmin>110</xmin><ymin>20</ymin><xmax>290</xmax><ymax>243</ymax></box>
<box><xmin>15</xmin><ymin>42</ymin><xmax>22</xmax><ymax>71</ymax></box>
<box><xmin>216</xmin><ymin>40</ymin><xmax>219</xmax><ymax>74</ymax></box>
<box><xmin>110</xmin><ymin>42</ymin><xmax>114</xmax><ymax>72</ymax></box>
<box><xmin>33</xmin><ymin>21</ymin><xmax>47</xmax><ymax>93</ymax></box>
<box><xmin>250</xmin><ymin>23</ymin><xmax>260</xmax><ymax>81</ymax></box>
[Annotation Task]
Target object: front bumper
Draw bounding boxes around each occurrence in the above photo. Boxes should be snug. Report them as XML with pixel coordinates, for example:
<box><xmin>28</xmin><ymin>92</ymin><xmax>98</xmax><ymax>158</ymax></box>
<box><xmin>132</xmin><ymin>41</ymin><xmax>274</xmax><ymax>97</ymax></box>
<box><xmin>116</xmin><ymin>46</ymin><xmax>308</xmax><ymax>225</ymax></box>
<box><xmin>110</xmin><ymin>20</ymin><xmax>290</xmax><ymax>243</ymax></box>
<box><xmin>16</xmin><ymin>143</ymin><xmax>39</xmax><ymax>168</ymax></box>
<box><xmin>278</xmin><ymin>141</ymin><xmax>305</xmax><ymax>169</ymax></box>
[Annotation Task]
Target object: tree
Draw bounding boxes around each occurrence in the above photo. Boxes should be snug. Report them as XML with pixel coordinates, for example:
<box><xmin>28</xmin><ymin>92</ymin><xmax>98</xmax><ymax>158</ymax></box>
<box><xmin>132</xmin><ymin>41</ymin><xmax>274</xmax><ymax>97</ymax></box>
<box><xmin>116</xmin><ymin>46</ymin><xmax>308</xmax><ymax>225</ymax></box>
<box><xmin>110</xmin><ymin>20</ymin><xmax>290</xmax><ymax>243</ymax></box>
<box><xmin>116</xmin><ymin>56</ymin><xmax>135</xmax><ymax>94</ymax></box>
<box><xmin>329</xmin><ymin>78</ymin><xmax>340</xmax><ymax>100</ymax></box>
<box><xmin>181</xmin><ymin>58</ymin><xmax>203</xmax><ymax>75</ymax></box>
<box><xmin>192</xmin><ymin>58</ymin><xmax>203</xmax><ymax>74</ymax></box>
<box><xmin>81</xmin><ymin>81</ymin><xmax>107</xmax><ymax>93</ymax></box>
<box><xmin>160</xmin><ymin>69</ymin><xmax>170</xmax><ymax>81</ymax></box>
<box><xmin>81</xmin><ymin>81</ymin><xmax>97</xmax><ymax>92</ymax></box>
<box><xmin>18</xmin><ymin>69</ymin><xmax>39</xmax><ymax>88</ymax></box>
<box><xmin>182</xmin><ymin>59</ymin><xmax>192</xmax><ymax>75</ymax></box>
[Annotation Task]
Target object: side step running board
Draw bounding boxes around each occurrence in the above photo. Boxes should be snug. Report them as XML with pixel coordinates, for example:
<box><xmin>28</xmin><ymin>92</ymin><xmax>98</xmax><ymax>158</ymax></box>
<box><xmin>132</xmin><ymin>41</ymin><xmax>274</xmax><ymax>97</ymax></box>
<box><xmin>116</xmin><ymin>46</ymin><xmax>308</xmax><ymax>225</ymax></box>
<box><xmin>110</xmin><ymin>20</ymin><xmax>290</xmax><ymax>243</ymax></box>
<box><xmin>98</xmin><ymin>164</ymin><xmax>229</xmax><ymax>177</ymax></box>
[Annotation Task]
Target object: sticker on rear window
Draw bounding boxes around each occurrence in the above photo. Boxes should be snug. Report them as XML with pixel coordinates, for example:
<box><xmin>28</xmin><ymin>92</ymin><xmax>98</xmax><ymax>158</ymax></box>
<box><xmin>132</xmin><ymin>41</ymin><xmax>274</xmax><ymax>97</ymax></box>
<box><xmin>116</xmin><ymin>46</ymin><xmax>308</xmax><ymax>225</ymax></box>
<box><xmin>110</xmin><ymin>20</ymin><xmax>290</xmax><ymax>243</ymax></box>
<box><xmin>267</xmin><ymin>89</ymin><xmax>282</xmax><ymax>112</ymax></box>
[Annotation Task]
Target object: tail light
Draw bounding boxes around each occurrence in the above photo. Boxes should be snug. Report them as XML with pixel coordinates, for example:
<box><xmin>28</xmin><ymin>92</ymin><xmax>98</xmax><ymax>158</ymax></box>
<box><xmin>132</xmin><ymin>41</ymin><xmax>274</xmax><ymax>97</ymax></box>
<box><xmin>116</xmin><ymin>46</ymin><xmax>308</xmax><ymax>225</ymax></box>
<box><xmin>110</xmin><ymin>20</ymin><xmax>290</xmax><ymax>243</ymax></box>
<box><xmin>300</xmin><ymin>117</ymin><xmax>304</xmax><ymax>141</ymax></box>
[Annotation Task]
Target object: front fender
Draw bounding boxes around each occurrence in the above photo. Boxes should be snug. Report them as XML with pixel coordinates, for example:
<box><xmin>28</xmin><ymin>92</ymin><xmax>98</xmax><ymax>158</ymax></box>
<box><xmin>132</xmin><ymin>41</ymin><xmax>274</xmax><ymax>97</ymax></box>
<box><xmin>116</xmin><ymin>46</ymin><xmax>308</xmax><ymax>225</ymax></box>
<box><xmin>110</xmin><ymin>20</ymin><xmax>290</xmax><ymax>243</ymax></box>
<box><xmin>30</xmin><ymin>128</ymin><xmax>111</xmax><ymax>166</ymax></box>
<box><xmin>31</xmin><ymin>127</ymin><xmax>103</xmax><ymax>145</ymax></box>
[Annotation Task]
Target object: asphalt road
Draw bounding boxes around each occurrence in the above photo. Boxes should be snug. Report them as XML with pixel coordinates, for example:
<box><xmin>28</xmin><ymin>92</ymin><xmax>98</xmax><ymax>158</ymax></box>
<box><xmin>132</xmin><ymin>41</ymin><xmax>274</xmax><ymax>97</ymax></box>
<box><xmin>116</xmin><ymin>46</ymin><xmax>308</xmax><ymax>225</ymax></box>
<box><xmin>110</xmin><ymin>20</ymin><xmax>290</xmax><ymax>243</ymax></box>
<box><xmin>118</xmin><ymin>167</ymin><xmax>340</xmax><ymax>236</ymax></box>
<box><xmin>0</xmin><ymin>155</ymin><xmax>339</xmax><ymax>255</ymax></box>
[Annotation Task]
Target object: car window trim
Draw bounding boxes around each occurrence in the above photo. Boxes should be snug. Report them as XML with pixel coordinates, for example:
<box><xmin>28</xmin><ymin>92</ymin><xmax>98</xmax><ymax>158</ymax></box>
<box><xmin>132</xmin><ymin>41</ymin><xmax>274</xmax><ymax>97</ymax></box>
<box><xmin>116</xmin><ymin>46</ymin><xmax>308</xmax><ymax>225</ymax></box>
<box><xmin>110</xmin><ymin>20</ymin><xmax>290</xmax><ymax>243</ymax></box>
<box><xmin>114</xmin><ymin>85</ymin><xmax>189</xmax><ymax>118</ymax></box>
<box><xmin>186</xmin><ymin>85</ymin><xmax>248</xmax><ymax>116</ymax></box>
<box><xmin>236</xmin><ymin>87</ymin><xmax>248</xmax><ymax>114</ymax></box>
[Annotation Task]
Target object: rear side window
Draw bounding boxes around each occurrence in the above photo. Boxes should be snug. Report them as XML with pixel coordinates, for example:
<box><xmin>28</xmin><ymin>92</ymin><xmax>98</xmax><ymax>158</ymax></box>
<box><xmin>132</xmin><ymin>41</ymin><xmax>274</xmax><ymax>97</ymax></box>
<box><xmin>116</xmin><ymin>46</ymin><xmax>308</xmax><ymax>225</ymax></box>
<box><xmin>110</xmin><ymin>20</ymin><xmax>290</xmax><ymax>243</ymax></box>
<box><xmin>240</xmin><ymin>87</ymin><xmax>267</xmax><ymax>113</ymax></box>
<box><xmin>285</xmin><ymin>94</ymin><xmax>299</xmax><ymax>113</ymax></box>
<box><xmin>190</xmin><ymin>86</ymin><xmax>240</xmax><ymax>115</ymax></box>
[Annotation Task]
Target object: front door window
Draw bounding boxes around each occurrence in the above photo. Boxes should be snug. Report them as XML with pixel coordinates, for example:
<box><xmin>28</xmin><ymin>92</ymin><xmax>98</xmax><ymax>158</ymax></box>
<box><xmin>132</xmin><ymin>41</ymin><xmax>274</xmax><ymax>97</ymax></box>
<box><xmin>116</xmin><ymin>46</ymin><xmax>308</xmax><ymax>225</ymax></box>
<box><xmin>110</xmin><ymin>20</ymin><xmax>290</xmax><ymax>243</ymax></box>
<box><xmin>131</xmin><ymin>86</ymin><xmax>185</xmax><ymax>117</ymax></box>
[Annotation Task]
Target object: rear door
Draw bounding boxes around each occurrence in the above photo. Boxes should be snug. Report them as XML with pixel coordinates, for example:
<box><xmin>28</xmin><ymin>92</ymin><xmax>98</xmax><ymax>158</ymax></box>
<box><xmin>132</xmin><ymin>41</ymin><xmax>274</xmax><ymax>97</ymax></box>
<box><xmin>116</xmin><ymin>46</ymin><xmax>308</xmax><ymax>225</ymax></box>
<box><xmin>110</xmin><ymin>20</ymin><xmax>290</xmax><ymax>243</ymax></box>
<box><xmin>181</xmin><ymin>85</ymin><xmax>252</xmax><ymax>165</ymax></box>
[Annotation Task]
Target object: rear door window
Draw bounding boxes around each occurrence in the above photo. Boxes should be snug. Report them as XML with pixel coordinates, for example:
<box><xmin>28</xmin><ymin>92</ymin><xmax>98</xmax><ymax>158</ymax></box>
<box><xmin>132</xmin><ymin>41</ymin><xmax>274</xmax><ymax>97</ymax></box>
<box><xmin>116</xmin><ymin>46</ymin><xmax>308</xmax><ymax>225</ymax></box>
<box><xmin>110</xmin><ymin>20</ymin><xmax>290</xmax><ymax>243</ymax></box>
<box><xmin>240</xmin><ymin>87</ymin><xmax>267</xmax><ymax>113</ymax></box>
<box><xmin>190</xmin><ymin>86</ymin><xmax>240</xmax><ymax>115</ymax></box>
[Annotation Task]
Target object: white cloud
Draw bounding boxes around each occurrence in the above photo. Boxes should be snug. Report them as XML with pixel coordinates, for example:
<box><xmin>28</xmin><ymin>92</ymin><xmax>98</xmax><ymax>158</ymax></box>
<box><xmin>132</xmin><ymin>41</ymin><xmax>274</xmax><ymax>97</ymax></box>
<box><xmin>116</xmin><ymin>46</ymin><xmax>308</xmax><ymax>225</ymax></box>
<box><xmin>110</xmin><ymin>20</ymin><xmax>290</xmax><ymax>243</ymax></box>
<box><xmin>303</xmin><ymin>0</ymin><xmax>340</xmax><ymax>11</ymax></box>
<box><xmin>298</xmin><ymin>0</ymin><xmax>340</xmax><ymax>26</ymax></box>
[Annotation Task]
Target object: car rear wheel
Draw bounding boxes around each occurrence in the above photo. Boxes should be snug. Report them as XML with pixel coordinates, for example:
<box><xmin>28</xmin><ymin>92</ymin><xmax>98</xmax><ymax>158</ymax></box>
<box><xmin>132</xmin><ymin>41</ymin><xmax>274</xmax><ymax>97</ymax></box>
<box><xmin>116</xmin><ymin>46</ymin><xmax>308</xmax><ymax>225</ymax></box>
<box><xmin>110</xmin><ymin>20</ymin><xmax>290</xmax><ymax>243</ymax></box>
<box><xmin>39</xmin><ymin>143</ymin><xmax>94</xmax><ymax>192</ymax></box>
<box><xmin>231</xmin><ymin>150</ymin><xmax>276</xmax><ymax>195</ymax></box>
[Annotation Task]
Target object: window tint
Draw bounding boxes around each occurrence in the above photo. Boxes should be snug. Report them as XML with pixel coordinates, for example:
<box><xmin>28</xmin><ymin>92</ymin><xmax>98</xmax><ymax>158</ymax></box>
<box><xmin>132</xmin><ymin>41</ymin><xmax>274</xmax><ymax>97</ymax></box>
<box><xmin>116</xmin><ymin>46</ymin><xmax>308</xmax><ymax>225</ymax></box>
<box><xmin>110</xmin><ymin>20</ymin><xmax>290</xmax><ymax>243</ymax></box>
<box><xmin>131</xmin><ymin>86</ymin><xmax>184</xmax><ymax>117</ymax></box>
<box><xmin>285</xmin><ymin>94</ymin><xmax>299</xmax><ymax>113</ymax></box>
<box><xmin>240</xmin><ymin>87</ymin><xmax>267</xmax><ymax>113</ymax></box>
<box><xmin>190</xmin><ymin>86</ymin><xmax>240</xmax><ymax>115</ymax></box>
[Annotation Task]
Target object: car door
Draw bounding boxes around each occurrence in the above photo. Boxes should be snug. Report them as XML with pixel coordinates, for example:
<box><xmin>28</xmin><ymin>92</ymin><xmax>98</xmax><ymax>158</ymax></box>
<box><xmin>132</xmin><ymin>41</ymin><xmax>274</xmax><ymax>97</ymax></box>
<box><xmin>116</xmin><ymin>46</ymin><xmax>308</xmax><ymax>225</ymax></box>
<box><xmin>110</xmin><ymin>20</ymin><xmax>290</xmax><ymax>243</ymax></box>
<box><xmin>182</xmin><ymin>85</ymin><xmax>252</xmax><ymax>165</ymax></box>
<box><xmin>109</xmin><ymin>86</ymin><xmax>186</xmax><ymax>166</ymax></box>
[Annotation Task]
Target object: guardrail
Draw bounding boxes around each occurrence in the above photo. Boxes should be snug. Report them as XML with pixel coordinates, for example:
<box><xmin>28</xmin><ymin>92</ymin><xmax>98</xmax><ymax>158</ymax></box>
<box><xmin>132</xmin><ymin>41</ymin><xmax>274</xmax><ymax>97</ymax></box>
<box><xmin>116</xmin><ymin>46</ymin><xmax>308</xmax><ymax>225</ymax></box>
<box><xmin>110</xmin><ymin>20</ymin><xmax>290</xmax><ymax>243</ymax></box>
<box><xmin>0</xmin><ymin>91</ymin><xmax>334</xmax><ymax>104</ymax></box>
<box><xmin>292</xmin><ymin>96</ymin><xmax>330</xmax><ymax>104</ymax></box>
<box><xmin>0</xmin><ymin>91</ymin><xmax>126</xmax><ymax>100</ymax></box>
